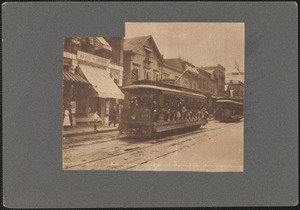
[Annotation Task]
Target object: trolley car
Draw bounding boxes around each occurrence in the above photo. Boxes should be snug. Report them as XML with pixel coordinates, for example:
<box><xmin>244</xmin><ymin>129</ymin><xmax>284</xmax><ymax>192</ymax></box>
<box><xmin>214</xmin><ymin>99</ymin><xmax>243</xmax><ymax>122</ymax></box>
<box><xmin>119</xmin><ymin>80</ymin><xmax>208</xmax><ymax>138</ymax></box>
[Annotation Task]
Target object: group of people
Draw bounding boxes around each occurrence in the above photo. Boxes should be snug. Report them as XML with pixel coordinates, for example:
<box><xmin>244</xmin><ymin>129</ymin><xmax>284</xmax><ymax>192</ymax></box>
<box><xmin>152</xmin><ymin>98</ymin><xmax>208</xmax><ymax>123</ymax></box>
<box><xmin>63</xmin><ymin>104</ymin><xmax>119</xmax><ymax>131</ymax></box>
<box><xmin>152</xmin><ymin>103</ymin><xmax>208</xmax><ymax>123</ymax></box>
<box><xmin>128</xmin><ymin>96</ymin><xmax>208</xmax><ymax>123</ymax></box>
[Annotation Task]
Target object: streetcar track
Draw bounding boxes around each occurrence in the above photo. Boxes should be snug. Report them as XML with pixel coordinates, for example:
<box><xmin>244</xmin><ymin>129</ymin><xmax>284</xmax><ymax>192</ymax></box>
<box><xmin>63</xmin><ymin>122</ymin><xmax>230</xmax><ymax>149</ymax></box>
<box><xmin>63</xmin><ymin>134</ymin><xmax>128</xmax><ymax>149</ymax></box>
<box><xmin>124</xmin><ymin>135</ymin><xmax>205</xmax><ymax>170</ymax></box>
<box><xmin>64</xmin><ymin>123</ymin><xmax>234</xmax><ymax>170</ymax></box>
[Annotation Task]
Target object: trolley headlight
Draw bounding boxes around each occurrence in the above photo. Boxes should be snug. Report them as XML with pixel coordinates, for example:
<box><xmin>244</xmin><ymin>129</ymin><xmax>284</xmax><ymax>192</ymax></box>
<box><xmin>131</xmin><ymin>114</ymin><xmax>136</xmax><ymax>120</ymax></box>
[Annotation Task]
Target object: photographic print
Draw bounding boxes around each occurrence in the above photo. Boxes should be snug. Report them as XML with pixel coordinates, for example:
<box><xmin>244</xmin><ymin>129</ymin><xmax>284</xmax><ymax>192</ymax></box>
<box><xmin>62</xmin><ymin>22</ymin><xmax>244</xmax><ymax>172</ymax></box>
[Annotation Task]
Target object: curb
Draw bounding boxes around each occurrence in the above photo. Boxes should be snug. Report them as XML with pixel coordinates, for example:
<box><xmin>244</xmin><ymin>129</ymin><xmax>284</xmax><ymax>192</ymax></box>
<box><xmin>63</xmin><ymin>128</ymin><xmax>118</xmax><ymax>138</ymax></box>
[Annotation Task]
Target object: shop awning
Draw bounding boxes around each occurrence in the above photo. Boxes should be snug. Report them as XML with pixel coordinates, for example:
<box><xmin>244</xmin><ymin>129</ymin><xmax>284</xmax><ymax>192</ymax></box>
<box><xmin>63</xmin><ymin>71</ymin><xmax>89</xmax><ymax>83</ymax></box>
<box><xmin>79</xmin><ymin>64</ymin><xmax>124</xmax><ymax>99</ymax></box>
<box><xmin>89</xmin><ymin>37</ymin><xmax>112</xmax><ymax>51</ymax></box>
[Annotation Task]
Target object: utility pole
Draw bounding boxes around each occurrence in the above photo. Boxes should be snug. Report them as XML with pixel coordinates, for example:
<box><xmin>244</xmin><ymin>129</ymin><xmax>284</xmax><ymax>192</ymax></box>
<box><xmin>234</xmin><ymin>61</ymin><xmax>241</xmax><ymax>74</ymax></box>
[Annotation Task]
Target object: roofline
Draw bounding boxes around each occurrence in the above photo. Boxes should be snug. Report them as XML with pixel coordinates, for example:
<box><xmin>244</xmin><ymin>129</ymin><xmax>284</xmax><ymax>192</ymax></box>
<box><xmin>198</xmin><ymin>64</ymin><xmax>225</xmax><ymax>71</ymax></box>
<box><xmin>124</xmin><ymin>35</ymin><xmax>163</xmax><ymax>61</ymax></box>
<box><xmin>163</xmin><ymin>63</ymin><xmax>183</xmax><ymax>73</ymax></box>
<box><xmin>147</xmin><ymin>35</ymin><xmax>163</xmax><ymax>61</ymax></box>
<box><xmin>121</xmin><ymin>84</ymin><xmax>207</xmax><ymax>99</ymax></box>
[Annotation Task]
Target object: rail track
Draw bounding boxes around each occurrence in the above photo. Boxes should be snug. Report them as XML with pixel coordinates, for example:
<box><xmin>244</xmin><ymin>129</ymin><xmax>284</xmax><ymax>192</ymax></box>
<box><xmin>63</xmin><ymin>122</ymin><xmax>235</xmax><ymax>170</ymax></box>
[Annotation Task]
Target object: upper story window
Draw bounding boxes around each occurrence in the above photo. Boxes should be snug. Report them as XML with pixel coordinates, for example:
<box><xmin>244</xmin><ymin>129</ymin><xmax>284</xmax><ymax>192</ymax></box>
<box><xmin>156</xmin><ymin>74</ymin><xmax>160</xmax><ymax>81</ymax></box>
<box><xmin>206</xmin><ymin>79</ymin><xmax>209</xmax><ymax>90</ymax></box>
<box><xmin>132</xmin><ymin>68</ymin><xmax>139</xmax><ymax>82</ymax></box>
<box><xmin>70</xmin><ymin>37</ymin><xmax>82</xmax><ymax>54</ymax></box>
<box><xmin>144</xmin><ymin>46</ymin><xmax>152</xmax><ymax>61</ymax></box>
<box><xmin>145</xmin><ymin>50</ymin><xmax>150</xmax><ymax>61</ymax></box>
<box><xmin>163</xmin><ymin>73</ymin><xmax>170</xmax><ymax>79</ymax></box>
<box><xmin>114</xmin><ymin>78</ymin><xmax>119</xmax><ymax>86</ymax></box>
<box><xmin>199</xmin><ymin>77</ymin><xmax>202</xmax><ymax>89</ymax></box>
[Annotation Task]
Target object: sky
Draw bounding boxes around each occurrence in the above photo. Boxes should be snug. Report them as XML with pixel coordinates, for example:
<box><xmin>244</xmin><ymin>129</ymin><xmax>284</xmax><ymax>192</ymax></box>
<box><xmin>125</xmin><ymin>22</ymin><xmax>244</xmax><ymax>73</ymax></box>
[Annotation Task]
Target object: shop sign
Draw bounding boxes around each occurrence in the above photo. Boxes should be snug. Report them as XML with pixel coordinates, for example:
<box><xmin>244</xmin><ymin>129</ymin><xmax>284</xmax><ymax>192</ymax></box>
<box><xmin>77</xmin><ymin>50</ymin><xmax>109</xmax><ymax>67</ymax></box>
<box><xmin>70</xmin><ymin>101</ymin><xmax>76</xmax><ymax>114</ymax></box>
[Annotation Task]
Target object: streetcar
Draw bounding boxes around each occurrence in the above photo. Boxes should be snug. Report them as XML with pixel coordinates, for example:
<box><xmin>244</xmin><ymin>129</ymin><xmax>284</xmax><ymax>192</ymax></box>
<box><xmin>214</xmin><ymin>98</ymin><xmax>244</xmax><ymax>122</ymax></box>
<box><xmin>119</xmin><ymin>80</ymin><xmax>208</xmax><ymax>138</ymax></box>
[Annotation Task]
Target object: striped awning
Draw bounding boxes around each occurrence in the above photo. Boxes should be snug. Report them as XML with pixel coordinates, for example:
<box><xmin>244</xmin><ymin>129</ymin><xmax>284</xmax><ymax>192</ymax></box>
<box><xmin>63</xmin><ymin>71</ymin><xmax>89</xmax><ymax>83</ymax></box>
<box><xmin>79</xmin><ymin>64</ymin><xmax>124</xmax><ymax>99</ymax></box>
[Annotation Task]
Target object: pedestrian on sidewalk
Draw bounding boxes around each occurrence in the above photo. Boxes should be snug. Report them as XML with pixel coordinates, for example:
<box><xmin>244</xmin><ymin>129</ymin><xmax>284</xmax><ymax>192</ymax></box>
<box><xmin>109</xmin><ymin>105</ymin><xmax>117</xmax><ymax>127</ymax></box>
<box><xmin>93</xmin><ymin>111</ymin><xmax>100</xmax><ymax>131</ymax></box>
<box><xmin>63</xmin><ymin>107</ymin><xmax>71</xmax><ymax>130</ymax></box>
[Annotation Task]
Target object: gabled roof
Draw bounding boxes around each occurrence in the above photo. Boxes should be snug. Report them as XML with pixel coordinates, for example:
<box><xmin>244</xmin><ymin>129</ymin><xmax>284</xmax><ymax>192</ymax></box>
<box><xmin>203</xmin><ymin>69</ymin><xmax>215</xmax><ymax>75</ymax></box>
<box><xmin>210</xmin><ymin>73</ymin><xmax>216</xmax><ymax>81</ymax></box>
<box><xmin>198</xmin><ymin>66</ymin><xmax>218</xmax><ymax>70</ymax></box>
<box><xmin>197</xmin><ymin>68</ymin><xmax>211</xmax><ymax>77</ymax></box>
<box><xmin>163</xmin><ymin>58</ymin><xmax>185</xmax><ymax>72</ymax></box>
<box><xmin>163</xmin><ymin>63</ymin><xmax>182</xmax><ymax>73</ymax></box>
<box><xmin>199</xmin><ymin>64</ymin><xmax>225</xmax><ymax>71</ymax></box>
<box><xmin>124</xmin><ymin>35</ymin><xmax>162</xmax><ymax>60</ymax></box>
<box><xmin>198</xmin><ymin>66</ymin><xmax>217</xmax><ymax>76</ymax></box>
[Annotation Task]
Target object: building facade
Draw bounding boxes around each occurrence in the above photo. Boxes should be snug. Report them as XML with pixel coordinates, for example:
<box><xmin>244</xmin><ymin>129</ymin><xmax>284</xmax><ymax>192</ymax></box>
<box><xmin>162</xmin><ymin>58</ymin><xmax>226</xmax><ymax>97</ymax></box>
<box><xmin>63</xmin><ymin>37</ymin><xmax>124</xmax><ymax>125</ymax></box>
<box><xmin>198</xmin><ymin>64</ymin><xmax>226</xmax><ymax>98</ymax></box>
<box><xmin>163</xmin><ymin>58</ymin><xmax>203</xmax><ymax>90</ymax></box>
<box><xmin>225</xmin><ymin>80</ymin><xmax>244</xmax><ymax>99</ymax></box>
<box><xmin>162</xmin><ymin>58</ymin><xmax>226</xmax><ymax>114</ymax></box>
<box><xmin>123</xmin><ymin>35</ymin><xmax>163</xmax><ymax>85</ymax></box>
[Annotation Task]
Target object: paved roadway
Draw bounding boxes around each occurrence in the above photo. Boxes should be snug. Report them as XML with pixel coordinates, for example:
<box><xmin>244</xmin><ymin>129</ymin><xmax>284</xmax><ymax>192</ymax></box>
<box><xmin>63</xmin><ymin>120</ymin><xmax>243</xmax><ymax>172</ymax></box>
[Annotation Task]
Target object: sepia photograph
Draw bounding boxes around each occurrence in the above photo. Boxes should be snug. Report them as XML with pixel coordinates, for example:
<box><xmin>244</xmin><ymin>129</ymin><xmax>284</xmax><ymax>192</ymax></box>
<box><xmin>62</xmin><ymin>22</ymin><xmax>244</xmax><ymax>172</ymax></box>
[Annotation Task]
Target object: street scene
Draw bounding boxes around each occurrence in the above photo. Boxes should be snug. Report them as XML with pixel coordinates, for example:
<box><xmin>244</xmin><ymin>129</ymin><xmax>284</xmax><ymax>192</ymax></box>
<box><xmin>62</xmin><ymin>23</ymin><xmax>244</xmax><ymax>172</ymax></box>
<box><xmin>63</xmin><ymin>120</ymin><xmax>243</xmax><ymax>171</ymax></box>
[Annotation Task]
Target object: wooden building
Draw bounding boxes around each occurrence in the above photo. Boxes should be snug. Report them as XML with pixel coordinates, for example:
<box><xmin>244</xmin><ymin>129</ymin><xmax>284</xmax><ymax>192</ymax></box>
<box><xmin>123</xmin><ymin>35</ymin><xmax>163</xmax><ymax>85</ymax></box>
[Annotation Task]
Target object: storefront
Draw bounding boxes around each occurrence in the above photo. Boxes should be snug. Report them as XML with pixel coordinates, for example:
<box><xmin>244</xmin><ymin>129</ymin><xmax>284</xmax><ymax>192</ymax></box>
<box><xmin>64</xmin><ymin>51</ymin><xmax>123</xmax><ymax>125</ymax></box>
<box><xmin>63</xmin><ymin>37</ymin><xmax>124</xmax><ymax>126</ymax></box>
<box><xmin>62</xmin><ymin>70</ymin><xmax>90</xmax><ymax>126</ymax></box>
<box><xmin>76</xmin><ymin>63</ymin><xmax>124</xmax><ymax>124</ymax></box>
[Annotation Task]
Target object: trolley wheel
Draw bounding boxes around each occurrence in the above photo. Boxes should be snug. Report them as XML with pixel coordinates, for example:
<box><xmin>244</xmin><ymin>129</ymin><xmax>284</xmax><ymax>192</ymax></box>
<box><xmin>146</xmin><ymin>126</ymin><xmax>156</xmax><ymax>139</ymax></box>
<box><xmin>118</xmin><ymin>125</ymin><xmax>123</xmax><ymax>134</ymax></box>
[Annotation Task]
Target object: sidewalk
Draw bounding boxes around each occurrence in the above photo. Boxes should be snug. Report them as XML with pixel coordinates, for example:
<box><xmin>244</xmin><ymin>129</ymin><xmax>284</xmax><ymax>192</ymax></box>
<box><xmin>63</xmin><ymin>123</ymin><xmax>119</xmax><ymax>137</ymax></box>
